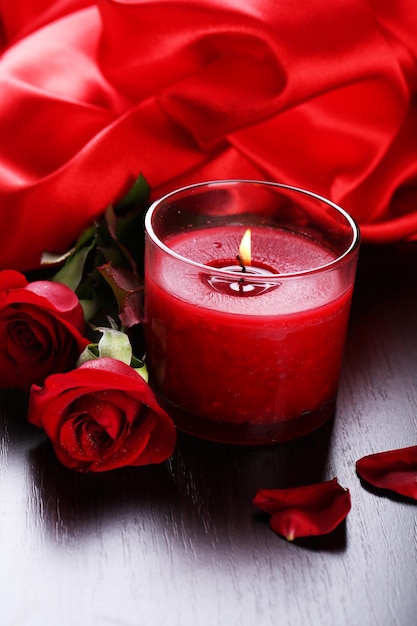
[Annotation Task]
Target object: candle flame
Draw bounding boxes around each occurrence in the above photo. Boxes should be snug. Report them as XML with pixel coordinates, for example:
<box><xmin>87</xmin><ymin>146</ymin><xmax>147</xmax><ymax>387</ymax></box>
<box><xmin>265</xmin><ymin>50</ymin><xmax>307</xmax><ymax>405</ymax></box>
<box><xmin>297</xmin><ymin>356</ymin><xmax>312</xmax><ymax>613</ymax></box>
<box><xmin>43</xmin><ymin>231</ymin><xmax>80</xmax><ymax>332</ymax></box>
<box><xmin>238</xmin><ymin>228</ymin><xmax>252</xmax><ymax>267</ymax></box>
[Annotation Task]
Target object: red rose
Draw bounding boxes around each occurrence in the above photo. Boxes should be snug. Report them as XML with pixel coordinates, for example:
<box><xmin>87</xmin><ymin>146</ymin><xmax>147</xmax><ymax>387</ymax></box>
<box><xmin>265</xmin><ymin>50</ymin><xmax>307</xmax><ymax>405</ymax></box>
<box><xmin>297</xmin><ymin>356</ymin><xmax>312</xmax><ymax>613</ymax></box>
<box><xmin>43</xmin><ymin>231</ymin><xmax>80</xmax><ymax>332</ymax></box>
<box><xmin>0</xmin><ymin>270</ymin><xmax>88</xmax><ymax>390</ymax></box>
<box><xmin>28</xmin><ymin>357</ymin><xmax>177</xmax><ymax>472</ymax></box>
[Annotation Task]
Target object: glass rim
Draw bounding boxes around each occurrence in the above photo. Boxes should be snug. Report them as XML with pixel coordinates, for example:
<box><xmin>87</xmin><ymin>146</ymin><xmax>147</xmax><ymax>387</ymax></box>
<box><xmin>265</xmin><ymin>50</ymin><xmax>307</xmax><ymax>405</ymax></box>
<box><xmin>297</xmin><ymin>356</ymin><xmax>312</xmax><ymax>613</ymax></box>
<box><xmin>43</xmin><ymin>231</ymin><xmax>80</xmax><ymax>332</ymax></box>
<box><xmin>145</xmin><ymin>179</ymin><xmax>360</xmax><ymax>280</ymax></box>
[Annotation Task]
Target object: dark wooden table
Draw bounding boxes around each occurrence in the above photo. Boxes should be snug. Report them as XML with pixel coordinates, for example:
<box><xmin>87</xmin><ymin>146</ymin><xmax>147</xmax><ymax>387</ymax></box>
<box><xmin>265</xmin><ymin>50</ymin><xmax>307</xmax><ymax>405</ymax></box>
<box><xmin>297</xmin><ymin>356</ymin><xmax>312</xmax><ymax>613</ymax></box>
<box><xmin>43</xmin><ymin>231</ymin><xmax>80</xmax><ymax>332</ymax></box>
<box><xmin>1</xmin><ymin>242</ymin><xmax>416</xmax><ymax>626</ymax></box>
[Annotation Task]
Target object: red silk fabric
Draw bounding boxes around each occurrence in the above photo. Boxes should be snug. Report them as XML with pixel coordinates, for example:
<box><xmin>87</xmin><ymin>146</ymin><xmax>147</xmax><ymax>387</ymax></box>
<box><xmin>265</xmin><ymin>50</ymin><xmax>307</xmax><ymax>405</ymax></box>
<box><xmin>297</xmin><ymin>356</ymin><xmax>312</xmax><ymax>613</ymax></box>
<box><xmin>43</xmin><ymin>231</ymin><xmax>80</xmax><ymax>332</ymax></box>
<box><xmin>0</xmin><ymin>0</ymin><xmax>417</xmax><ymax>271</ymax></box>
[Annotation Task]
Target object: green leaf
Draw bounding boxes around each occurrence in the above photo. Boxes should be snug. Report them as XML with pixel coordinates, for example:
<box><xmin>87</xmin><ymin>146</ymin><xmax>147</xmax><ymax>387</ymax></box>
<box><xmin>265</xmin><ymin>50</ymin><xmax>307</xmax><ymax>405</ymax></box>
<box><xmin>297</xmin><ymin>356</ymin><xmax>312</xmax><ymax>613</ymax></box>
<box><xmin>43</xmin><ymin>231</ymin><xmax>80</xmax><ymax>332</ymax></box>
<box><xmin>97</xmin><ymin>263</ymin><xmax>143</xmax><ymax>327</ymax></box>
<box><xmin>114</xmin><ymin>173</ymin><xmax>150</xmax><ymax>215</ymax></box>
<box><xmin>42</xmin><ymin>174</ymin><xmax>150</xmax><ymax>332</ymax></box>
<box><xmin>79</xmin><ymin>298</ymin><xmax>100</xmax><ymax>323</ymax></box>
<box><xmin>52</xmin><ymin>242</ymin><xmax>95</xmax><ymax>291</ymax></box>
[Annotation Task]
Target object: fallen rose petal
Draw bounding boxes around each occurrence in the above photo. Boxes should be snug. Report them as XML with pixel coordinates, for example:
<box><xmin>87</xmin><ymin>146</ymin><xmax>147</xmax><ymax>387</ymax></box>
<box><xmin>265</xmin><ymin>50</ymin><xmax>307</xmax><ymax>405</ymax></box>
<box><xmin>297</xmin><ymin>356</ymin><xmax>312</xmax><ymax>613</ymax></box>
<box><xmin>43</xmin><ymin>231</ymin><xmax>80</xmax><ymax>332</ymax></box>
<box><xmin>253</xmin><ymin>478</ymin><xmax>351</xmax><ymax>541</ymax></box>
<box><xmin>356</xmin><ymin>446</ymin><xmax>417</xmax><ymax>500</ymax></box>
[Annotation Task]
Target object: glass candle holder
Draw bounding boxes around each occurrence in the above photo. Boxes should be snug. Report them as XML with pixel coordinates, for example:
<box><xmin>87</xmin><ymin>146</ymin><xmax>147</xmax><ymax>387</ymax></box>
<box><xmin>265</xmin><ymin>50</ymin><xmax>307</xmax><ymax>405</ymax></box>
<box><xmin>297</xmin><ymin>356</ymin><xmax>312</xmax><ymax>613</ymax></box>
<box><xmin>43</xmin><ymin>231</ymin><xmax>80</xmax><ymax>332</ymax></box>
<box><xmin>144</xmin><ymin>180</ymin><xmax>359</xmax><ymax>445</ymax></box>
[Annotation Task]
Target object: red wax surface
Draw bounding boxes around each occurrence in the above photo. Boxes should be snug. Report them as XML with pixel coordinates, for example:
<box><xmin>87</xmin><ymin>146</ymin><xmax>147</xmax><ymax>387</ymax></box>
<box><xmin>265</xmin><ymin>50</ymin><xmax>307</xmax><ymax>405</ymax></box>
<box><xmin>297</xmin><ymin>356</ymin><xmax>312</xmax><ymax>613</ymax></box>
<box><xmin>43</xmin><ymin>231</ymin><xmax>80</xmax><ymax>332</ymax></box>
<box><xmin>145</xmin><ymin>226</ymin><xmax>354</xmax><ymax>441</ymax></box>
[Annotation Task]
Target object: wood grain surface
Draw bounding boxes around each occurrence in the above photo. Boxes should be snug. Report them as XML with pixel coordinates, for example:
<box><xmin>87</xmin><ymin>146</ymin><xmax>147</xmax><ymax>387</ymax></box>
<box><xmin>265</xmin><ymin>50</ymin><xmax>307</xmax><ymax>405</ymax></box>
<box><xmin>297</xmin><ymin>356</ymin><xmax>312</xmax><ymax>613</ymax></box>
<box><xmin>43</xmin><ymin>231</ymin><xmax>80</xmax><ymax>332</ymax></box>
<box><xmin>1</xmin><ymin>242</ymin><xmax>416</xmax><ymax>626</ymax></box>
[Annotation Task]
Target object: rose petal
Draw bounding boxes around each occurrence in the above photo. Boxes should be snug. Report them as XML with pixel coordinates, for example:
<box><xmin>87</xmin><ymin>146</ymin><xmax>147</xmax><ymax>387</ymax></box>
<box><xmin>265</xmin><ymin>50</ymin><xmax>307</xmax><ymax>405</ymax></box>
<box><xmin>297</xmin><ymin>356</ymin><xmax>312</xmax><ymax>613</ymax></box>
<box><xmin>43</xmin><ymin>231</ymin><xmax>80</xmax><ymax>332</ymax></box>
<box><xmin>356</xmin><ymin>446</ymin><xmax>417</xmax><ymax>500</ymax></box>
<box><xmin>253</xmin><ymin>478</ymin><xmax>351</xmax><ymax>541</ymax></box>
<box><xmin>24</xmin><ymin>280</ymin><xmax>85</xmax><ymax>331</ymax></box>
<box><xmin>69</xmin><ymin>394</ymin><xmax>127</xmax><ymax>439</ymax></box>
<box><xmin>0</xmin><ymin>270</ymin><xmax>28</xmax><ymax>291</ymax></box>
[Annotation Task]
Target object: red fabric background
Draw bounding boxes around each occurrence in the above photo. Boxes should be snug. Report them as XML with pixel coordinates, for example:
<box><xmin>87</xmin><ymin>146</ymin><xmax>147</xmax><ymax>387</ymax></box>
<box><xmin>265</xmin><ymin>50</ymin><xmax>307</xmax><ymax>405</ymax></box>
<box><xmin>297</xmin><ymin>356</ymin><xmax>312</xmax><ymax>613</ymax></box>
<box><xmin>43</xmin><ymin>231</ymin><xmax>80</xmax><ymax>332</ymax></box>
<box><xmin>0</xmin><ymin>0</ymin><xmax>416</xmax><ymax>271</ymax></box>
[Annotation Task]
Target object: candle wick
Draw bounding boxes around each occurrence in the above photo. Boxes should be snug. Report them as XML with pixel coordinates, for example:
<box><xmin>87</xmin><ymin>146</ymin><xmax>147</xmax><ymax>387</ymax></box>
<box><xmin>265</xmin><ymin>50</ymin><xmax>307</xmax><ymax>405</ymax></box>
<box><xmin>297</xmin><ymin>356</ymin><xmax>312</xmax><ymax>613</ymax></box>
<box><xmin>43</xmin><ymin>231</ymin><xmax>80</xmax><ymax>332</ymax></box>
<box><xmin>236</xmin><ymin>254</ymin><xmax>247</xmax><ymax>273</ymax></box>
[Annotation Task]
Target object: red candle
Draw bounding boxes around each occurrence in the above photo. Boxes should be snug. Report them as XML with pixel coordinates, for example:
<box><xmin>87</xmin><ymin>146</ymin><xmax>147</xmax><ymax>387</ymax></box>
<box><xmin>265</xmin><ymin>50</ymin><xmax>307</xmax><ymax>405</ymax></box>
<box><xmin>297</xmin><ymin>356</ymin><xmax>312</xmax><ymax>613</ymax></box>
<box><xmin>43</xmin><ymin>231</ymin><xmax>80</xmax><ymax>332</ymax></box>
<box><xmin>144</xmin><ymin>181</ymin><xmax>359</xmax><ymax>444</ymax></box>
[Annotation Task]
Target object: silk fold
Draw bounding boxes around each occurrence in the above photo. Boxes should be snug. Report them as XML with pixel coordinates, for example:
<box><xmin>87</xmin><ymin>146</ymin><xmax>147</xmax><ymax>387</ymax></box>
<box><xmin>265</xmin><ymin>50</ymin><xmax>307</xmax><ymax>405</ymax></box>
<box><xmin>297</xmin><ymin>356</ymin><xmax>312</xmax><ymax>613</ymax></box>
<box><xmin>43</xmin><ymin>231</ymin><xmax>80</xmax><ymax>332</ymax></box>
<box><xmin>0</xmin><ymin>0</ymin><xmax>416</xmax><ymax>270</ymax></box>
